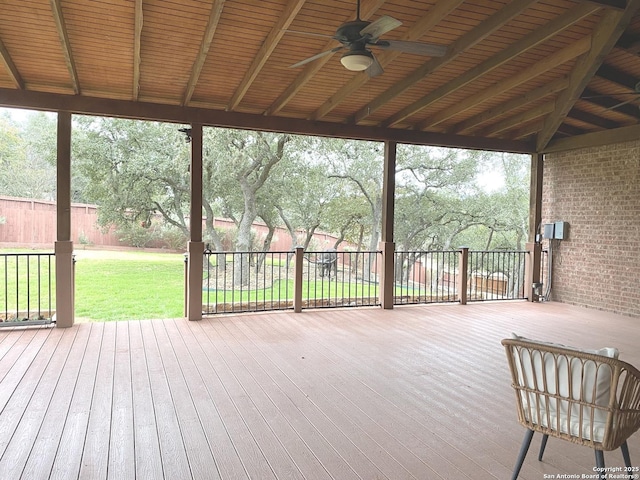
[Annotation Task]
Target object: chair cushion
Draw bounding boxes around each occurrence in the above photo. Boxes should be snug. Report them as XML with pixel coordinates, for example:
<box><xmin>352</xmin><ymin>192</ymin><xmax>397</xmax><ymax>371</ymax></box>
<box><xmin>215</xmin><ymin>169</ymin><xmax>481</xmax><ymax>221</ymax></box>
<box><xmin>510</xmin><ymin>334</ymin><xmax>619</xmax><ymax>443</ymax></box>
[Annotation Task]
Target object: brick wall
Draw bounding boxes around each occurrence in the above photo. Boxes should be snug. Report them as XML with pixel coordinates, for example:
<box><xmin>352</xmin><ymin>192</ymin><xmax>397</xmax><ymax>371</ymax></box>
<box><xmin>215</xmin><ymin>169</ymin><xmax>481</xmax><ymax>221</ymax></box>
<box><xmin>542</xmin><ymin>139</ymin><xmax>640</xmax><ymax>317</ymax></box>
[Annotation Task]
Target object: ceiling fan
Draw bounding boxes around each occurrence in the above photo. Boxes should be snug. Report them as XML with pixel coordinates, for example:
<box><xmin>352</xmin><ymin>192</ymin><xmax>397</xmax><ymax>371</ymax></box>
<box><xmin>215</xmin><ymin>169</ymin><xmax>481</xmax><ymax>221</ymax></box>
<box><xmin>289</xmin><ymin>0</ymin><xmax>447</xmax><ymax>77</ymax></box>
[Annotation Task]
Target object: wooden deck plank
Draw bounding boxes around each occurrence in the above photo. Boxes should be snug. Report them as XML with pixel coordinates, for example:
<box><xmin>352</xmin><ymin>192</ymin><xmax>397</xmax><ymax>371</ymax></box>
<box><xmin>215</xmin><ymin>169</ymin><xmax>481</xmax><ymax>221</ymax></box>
<box><xmin>138</xmin><ymin>319</ymin><xmax>192</xmax><ymax>479</ymax></box>
<box><xmin>0</xmin><ymin>302</ymin><xmax>638</xmax><ymax>480</ymax></box>
<box><xmin>49</xmin><ymin>323</ymin><xmax>105</xmax><ymax>480</ymax></box>
<box><xmin>150</xmin><ymin>319</ymin><xmax>219</xmax><ymax>479</ymax></box>
<box><xmin>0</xmin><ymin>326</ymin><xmax>79</xmax><ymax>479</ymax></box>
<box><xmin>17</xmin><ymin>324</ymin><xmax>91</xmax><ymax>480</ymax></box>
<box><xmin>79</xmin><ymin>321</ymin><xmax>116</xmax><ymax>480</ymax></box>
<box><xmin>128</xmin><ymin>321</ymin><xmax>164</xmax><ymax>480</ymax></box>
<box><xmin>184</xmin><ymin>320</ymin><xmax>333</xmax><ymax>480</ymax></box>
<box><xmin>242</xmin><ymin>311</ymin><xmax>474</xmax><ymax>480</ymax></box>
<box><xmin>0</xmin><ymin>328</ymin><xmax>63</xmax><ymax>462</ymax></box>
<box><xmin>225</xmin><ymin>315</ymin><xmax>425</xmax><ymax>480</ymax></box>
<box><xmin>202</xmin><ymin>318</ymin><xmax>374</xmax><ymax>480</ymax></box>
<box><xmin>107</xmin><ymin>321</ymin><xmax>136</xmax><ymax>479</ymax></box>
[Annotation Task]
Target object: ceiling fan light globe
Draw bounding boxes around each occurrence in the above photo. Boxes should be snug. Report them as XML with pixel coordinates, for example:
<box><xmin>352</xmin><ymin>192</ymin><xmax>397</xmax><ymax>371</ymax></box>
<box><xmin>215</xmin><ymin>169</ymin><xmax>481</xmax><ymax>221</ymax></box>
<box><xmin>341</xmin><ymin>51</ymin><xmax>373</xmax><ymax>71</ymax></box>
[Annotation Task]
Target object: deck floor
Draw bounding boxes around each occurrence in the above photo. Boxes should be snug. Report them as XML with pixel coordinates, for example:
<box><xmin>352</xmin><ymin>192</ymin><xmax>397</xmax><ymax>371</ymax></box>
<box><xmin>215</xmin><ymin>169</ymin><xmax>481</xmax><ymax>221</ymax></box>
<box><xmin>0</xmin><ymin>301</ymin><xmax>638</xmax><ymax>480</ymax></box>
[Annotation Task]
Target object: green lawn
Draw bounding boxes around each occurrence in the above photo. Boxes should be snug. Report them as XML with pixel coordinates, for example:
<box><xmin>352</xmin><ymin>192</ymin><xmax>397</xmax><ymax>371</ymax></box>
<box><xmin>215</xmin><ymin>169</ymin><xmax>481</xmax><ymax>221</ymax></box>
<box><xmin>74</xmin><ymin>250</ymin><xmax>185</xmax><ymax>321</ymax></box>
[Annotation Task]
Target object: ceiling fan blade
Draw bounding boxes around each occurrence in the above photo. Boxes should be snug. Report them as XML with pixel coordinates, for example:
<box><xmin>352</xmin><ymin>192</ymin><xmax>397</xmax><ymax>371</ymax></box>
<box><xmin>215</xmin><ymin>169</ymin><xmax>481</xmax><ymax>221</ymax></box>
<box><xmin>360</xmin><ymin>15</ymin><xmax>401</xmax><ymax>40</ymax></box>
<box><xmin>374</xmin><ymin>40</ymin><xmax>447</xmax><ymax>57</ymax></box>
<box><xmin>290</xmin><ymin>46</ymin><xmax>343</xmax><ymax>68</ymax></box>
<box><xmin>366</xmin><ymin>54</ymin><xmax>384</xmax><ymax>78</ymax></box>
<box><xmin>607</xmin><ymin>97</ymin><xmax>640</xmax><ymax>111</ymax></box>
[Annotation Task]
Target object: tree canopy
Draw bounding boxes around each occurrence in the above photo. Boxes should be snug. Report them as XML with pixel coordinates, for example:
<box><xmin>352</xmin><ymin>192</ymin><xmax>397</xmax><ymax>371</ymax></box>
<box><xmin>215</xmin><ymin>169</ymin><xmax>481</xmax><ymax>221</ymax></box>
<box><xmin>0</xmin><ymin>109</ymin><xmax>530</xmax><ymax>257</ymax></box>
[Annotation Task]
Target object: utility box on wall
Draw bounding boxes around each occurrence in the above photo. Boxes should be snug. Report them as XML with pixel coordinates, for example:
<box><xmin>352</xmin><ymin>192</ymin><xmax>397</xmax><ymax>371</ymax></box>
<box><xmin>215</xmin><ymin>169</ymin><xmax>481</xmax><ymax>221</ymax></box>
<box><xmin>554</xmin><ymin>221</ymin><xmax>569</xmax><ymax>240</ymax></box>
<box><xmin>543</xmin><ymin>223</ymin><xmax>555</xmax><ymax>239</ymax></box>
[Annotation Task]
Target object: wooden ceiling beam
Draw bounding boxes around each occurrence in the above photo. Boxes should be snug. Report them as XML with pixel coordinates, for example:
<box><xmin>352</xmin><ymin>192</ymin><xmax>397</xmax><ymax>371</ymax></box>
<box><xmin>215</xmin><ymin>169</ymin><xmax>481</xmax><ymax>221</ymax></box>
<box><xmin>265</xmin><ymin>0</ymin><xmax>387</xmax><ymax>116</ymax></box>
<box><xmin>0</xmin><ymin>87</ymin><xmax>534</xmax><ymax>154</ymax></box>
<box><xmin>581</xmin><ymin>0</ymin><xmax>627</xmax><ymax>10</ymax></box>
<box><xmin>480</xmin><ymin>102</ymin><xmax>556</xmax><ymax>137</ymax></box>
<box><xmin>309</xmin><ymin>0</ymin><xmax>464</xmax><ymax>121</ymax></box>
<box><xmin>228</xmin><ymin>0</ymin><xmax>306</xmax><ymax>111</ymax></box>
<box><xmin>568</xmin><ymin>107</ymin><xmax>622</xmax><ymax>128</ymax></box>
<box><xmin>418</xmin><ymin>36</ymin><xmax>592</xmax><ymax>130</ymax></box>
<box><xmin>616</xmin><ymin>33</ymin><xmax>640</xmax><ymax>53</ymax></box>
<box><xmin>132</xmin><ymin>0</ymin><xmax>143</xmax><ymax>100</ymax></box>
<box><xmin>596</xmin><ymin>63</ymin><xmax>639</xmax><ymax>89</ymax></box>
<box><xmin>452</xmin><ymin>77</ymin><xmax>569</xmax><ymax>134</ymax></box>
<box><xmin>543</xmin><ymin>123</ymin><xmax>640</xmax><ymax>152</ymax></box>
<box><xmin>0</xmin><ymin>37</ymin><xmax>24</xmax><ymax>90</ymax></box>
<box><xmin>49</xmin><ymin>0</ymin><xmax>80</xmax><ymax>95</ymax></box>
<box><xmin>381</xmin><ymin>4</ymin><xmax>598</xmax><ymax>128</ymax></box>
<box><xmin>580</xmin><ymin>87</ymin><xmax>640</xmax><ymax>118</ymax></box>
<box><xmin>535</xmin><ymin>0</ymin><xmax>640</xmax><ymax>151</ymax></box>
<box><xmin>339</xmin><ymin>0</ymin><xmax>533</xmax><ymax>124</ymax></box>
<box><xmin>181</xmin><ymin>0</ymin><xmax>226</xmax><ymax>106</ymax></box>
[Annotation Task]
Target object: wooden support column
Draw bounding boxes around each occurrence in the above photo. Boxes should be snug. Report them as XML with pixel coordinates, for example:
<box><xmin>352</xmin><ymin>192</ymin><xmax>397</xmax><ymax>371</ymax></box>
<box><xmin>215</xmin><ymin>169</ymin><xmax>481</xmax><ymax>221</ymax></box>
<box><xmin>526</xmin><ymin>153</ymin><xmax>544</xmax><ymax>302</ymax></box>
<box><xmin>55</xmin><ymin>111</ymin><xmax>74</xmax><ymax>327</ymax></box>
<box><xmin>378</xmin><ymin>141</ymin><xmax>396</xmax><ymax>309</ymax></box>
<box><xmin>186</xmin><ymin>124</ymin><xmax>204</xmax><ymax>321</ymax></box>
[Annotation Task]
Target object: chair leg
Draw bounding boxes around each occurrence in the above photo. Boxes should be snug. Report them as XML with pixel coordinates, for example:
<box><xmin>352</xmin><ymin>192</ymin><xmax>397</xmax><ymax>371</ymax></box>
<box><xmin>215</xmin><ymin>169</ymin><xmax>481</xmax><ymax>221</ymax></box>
<box><xmin>595</xmin><ymin>449</ymin><xmax>606</xmax><ymax>480</ymax></box>
<box><xmin>621</xmin><ymin>441</ymin><xmax>632</xmax><ymax>469</ymax></box>
<box><xmin>511</xmin><ymin>429</ymin><xmax>535</xmax><ymax>480</ymax></box>
<box><xmin>538</xmin><ymin>434</ymin><xmax>549</xmax><ymax>461</ymax></box>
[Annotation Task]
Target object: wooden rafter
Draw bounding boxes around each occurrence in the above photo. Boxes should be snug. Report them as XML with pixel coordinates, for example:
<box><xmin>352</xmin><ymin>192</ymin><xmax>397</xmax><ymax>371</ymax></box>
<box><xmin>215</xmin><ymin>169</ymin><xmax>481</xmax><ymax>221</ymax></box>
<box><xmin>0</xmin><ymin>37</ymin><xmax>24</xmax><ymax>90</ymax></box>
<box><xmin>380</xmin><ymin>4</ymin><xmax>599</xmax><ymax>128</ymax></box>
<box><xmin>536</xmin><ymin>0</ymin><xmax>640</xmax><ymax>151</ymax></box>
<box><xmin>544</xmin><ymin>123</ymin><xmax>640</xmax><ymax>152</ymax></box>
<box><xmin>480</xmin><ymin>102</ymin><xmax>556</xmax><ymax>137</ymax></box>
<box><xmin>310</xmin><ymin>0</ymin><xmax>464</xmax><ymax>122</ymax></box>
<box><xmin>583</xmin><ymin>0</ymin><xmax>628</xmax><ymax>9</ymax></box>
<box><xmin>452</xmin><ymin>77</ymin><xmax>569</xmax><ymax>135</ymax></box>
<box><xmin>182</xmin><ymin>0</ymin><xmax>226</xmax><ymax>106</ymax></box>
<box><xmin>335</xmin><ymin>0</ymin><xmax>536</xmax><ymax>126</ymax></box>
<box><xmin>265</xmin><ymin>0</ymin><xmax>387</xmax><ymax>116</ymax></box>
<box><xmin>418</xmin><ymin>36</ymin><xmax>592</xmax><ymax>130</ymax></box>
<box><xmin>581</xmin><ymin>87</ymin><xmax>640</xmax><ymax>118</ymax></box>
<box><xmin>132</xmin><ymin>0</ymin><xmax>143</xmax><ymax>100</ymax></box>
<box><xmin>227</xmin><ymin>0</ymin><xmax>306</xmax><ymax>111</ymax></box>
<box><xmin>49</xmin><ymin>0</ymin><xmax>80</xmax><ymax>94</ymax></box>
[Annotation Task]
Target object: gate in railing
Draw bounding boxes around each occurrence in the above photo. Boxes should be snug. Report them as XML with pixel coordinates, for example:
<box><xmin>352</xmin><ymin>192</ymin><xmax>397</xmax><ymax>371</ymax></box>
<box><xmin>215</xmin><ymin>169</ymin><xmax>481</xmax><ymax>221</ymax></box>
<box><xmin>393</xmin><ymin>251</ymin><xmax>459</xmax><ymax>304</ymax></box>
<box><xmin>393</xmin><ymin>249</ymin><xmax>527</xmax><ymax>305</ymax></box>
<box><xmin>1</xmin><ymin>252</ymin><xmax>56</xmax><ymax>326</ymax></box>
<box><xmin>202</xmin><ymin>249</ymin><xmax>381</xmax><ymax>315</ymax></box>
<box><xmin>467</xmin><ymin>250</ymin><xmax>527</xmax><ymax>301</ymax></box>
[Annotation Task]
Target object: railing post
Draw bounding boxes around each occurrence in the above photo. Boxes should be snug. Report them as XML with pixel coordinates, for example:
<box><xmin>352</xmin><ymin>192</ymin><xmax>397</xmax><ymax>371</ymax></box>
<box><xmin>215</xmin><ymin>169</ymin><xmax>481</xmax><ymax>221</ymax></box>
<box><xmin>458</xmin><ymin>247</ymin><xmax>469</xmax><ymax>305</ymax></box>
<box><xmin>186</xmin><ymin>241</ymin><xmax>204</xmax><ymax>321</ymax></box>
<box><xmin>525</xmin><ymin>242</ymin><xmax>542</xmax><ymax>302</ymax></box>
<box><xmin>379</xmin><ymin>241</ymin><xmax>395</xmax><ymax>309</ymax></box>
<box><xmin>54</xmin><ymin>241</ymin><xmax>74</xmax><ymax>327</ymax></box>
<box><xmin>293</xmin><ymin>247</ymin><xmax>304</xmax><ymax>313</ymax></box>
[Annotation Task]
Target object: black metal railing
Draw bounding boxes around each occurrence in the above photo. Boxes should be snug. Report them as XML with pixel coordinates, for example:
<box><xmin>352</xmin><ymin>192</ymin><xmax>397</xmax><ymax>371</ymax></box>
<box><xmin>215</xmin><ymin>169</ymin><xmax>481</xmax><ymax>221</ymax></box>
<box><xmin>203</xmin><ymin>250</ymin><xmax>292</xmax><ymax>314</ymax></box>
<box><xmin>303</xmin><ymin>250</ymin><xmax>381</xmax><ymax>309</ymax></box>
<box><xmin>393</xmin><ymin>250</ymin><xmax>459</xmax><ymax>304</ymax></box>
<box><xmin>202</xmin><ymin>249</ymin><xmax>382</xmax><ymax>315</ymax></box>
<box><xmin>201</xmin><ymin>247</ymin><xmax>527</xmax><ymax>314</ymax></box>
<box><xmin>467</xmin><ymin>250</ymin><xmax>527</xmax><ymax>301</ymax></box>
<box><xmin>1</xmin><ymin>252</ymin><xmax>55</xmax><ymax>325</ymax></box>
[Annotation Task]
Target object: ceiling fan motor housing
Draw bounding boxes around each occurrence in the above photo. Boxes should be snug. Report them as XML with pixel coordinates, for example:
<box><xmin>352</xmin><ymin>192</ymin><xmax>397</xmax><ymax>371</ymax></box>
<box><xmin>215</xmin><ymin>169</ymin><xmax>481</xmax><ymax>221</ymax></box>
<box><xmin>334</xmin><ymin>20</ymin><xmax>371</xmax><ymax>44</ymax></box>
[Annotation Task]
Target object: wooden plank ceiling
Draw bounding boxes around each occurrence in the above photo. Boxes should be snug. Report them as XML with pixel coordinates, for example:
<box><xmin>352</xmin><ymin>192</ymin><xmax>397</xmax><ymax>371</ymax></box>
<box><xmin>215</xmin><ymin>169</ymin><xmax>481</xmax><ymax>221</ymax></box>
<box><xmin>0</xmin><ymin>0</ymin><xmax>639</xmax><ymax>153</ymax></box>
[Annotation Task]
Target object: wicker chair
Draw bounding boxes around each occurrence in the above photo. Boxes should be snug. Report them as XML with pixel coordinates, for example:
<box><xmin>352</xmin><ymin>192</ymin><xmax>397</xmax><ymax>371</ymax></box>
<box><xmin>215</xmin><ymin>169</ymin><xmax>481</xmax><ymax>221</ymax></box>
<box><xmin>502</xmin><ymin>336</ymin><xmax>640</xmax><ymax>480</ymax></box>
